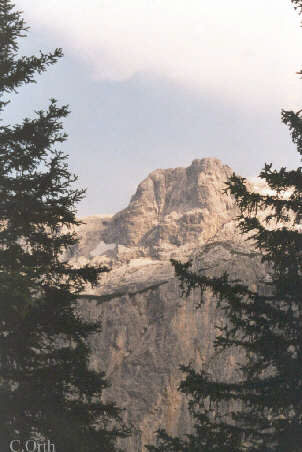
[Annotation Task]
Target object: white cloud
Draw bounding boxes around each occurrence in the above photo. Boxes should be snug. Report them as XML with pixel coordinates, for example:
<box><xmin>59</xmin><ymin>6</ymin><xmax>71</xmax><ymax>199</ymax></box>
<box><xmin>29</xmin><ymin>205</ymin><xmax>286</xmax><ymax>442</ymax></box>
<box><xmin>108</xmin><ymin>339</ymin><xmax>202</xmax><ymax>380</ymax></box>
<box><xmin>16</xmin><ymin>0</ymin><xmax>302</xmax><ymax>109</ymax></box>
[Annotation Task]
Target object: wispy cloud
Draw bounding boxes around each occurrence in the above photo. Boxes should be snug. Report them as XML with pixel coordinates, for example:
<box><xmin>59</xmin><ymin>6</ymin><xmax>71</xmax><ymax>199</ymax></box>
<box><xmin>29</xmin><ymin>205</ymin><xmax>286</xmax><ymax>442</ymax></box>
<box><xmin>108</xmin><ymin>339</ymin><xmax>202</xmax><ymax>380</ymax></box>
<box><xmin>16</xmin><ymin>0</ymin><xmax>302</xmax><ymax>109</ymax></box>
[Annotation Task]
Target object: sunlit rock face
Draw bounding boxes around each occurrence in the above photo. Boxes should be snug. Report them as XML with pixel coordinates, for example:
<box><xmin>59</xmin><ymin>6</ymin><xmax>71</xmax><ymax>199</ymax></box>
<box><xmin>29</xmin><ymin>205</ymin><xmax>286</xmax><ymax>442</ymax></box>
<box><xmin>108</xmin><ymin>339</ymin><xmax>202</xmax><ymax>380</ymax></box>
<box><xmin>71</xmin><ymin>158</ymin><xmax>267</xmax><ymax>451</ymax></box>
<box><xmin>101</xmin><ymin>158</ymin><xmax>236</xmax><ymax>257</ymax></box>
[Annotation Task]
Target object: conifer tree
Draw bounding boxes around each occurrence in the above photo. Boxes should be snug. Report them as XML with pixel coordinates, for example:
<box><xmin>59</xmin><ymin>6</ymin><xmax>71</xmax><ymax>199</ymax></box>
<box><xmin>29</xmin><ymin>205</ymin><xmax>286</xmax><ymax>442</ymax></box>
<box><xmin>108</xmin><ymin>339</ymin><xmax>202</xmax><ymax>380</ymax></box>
<box><xmin>0</xmin><ymin>1</ymin><xmax>129</xmax><ymax>450</ymax></box>
<box><xmin>147</xmin><ymin>1</ymin><xmax>302</xmax><ymax>451</ymax></box>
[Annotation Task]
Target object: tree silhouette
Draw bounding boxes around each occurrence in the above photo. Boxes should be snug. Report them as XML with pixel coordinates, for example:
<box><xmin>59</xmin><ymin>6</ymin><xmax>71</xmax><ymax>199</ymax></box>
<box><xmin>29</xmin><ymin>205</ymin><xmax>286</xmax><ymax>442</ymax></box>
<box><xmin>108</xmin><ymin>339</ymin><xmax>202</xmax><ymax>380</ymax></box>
<box><xmin>0</xmin><ymin>1</ymin><xmax>129</xmax><ymax>450</ymax></box>
<box><xmin>147</xmin><ymin>2</ymin><xmax>302</xmax><ymax>451</ymax></box>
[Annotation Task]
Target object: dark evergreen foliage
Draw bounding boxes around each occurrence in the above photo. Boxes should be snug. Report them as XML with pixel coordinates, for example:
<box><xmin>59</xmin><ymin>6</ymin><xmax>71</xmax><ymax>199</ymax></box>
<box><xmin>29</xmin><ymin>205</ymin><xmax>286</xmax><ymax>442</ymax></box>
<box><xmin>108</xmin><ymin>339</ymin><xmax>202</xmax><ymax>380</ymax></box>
<box><xmin>147</xmin><ymin>2</ymin><xmax>302</xmax><ymax>451</ymax></box>
<box><xmin>0</xmin><ymin>1</ymin><xmax>129</xmax><ymax>450</ymax></box>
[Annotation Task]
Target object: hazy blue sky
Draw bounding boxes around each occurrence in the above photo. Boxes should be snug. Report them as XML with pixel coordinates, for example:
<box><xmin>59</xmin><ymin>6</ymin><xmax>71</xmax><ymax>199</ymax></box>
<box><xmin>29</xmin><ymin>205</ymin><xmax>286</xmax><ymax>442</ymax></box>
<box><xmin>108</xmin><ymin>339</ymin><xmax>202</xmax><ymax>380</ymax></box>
<box><xmin>5</xmin><ymin>1</ymin><xmax>302</xmax><ymax>216</ymax></box>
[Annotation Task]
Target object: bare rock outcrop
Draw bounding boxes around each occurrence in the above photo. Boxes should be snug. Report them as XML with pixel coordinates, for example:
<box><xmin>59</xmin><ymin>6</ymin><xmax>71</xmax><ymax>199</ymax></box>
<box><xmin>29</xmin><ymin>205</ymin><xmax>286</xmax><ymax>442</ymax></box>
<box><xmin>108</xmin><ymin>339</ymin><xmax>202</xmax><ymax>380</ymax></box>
<box><xmin>71</xmin><ymin>158</ymin><xmax>268</xmax><ymax>451</ymax></box>
<box><xmin>99</xmin><ymin>158</ymin><xmax>237</xmax><ymax>259</ymax></box>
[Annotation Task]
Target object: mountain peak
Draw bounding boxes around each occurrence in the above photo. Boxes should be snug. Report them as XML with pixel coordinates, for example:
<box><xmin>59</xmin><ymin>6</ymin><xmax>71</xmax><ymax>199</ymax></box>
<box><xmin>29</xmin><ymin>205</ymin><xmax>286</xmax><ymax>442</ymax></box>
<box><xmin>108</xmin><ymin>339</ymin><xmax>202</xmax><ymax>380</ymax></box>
<box><xmin>100</xmin><ymin>158</ymin><xmax>237</xmax><ymax>258</ymax></box>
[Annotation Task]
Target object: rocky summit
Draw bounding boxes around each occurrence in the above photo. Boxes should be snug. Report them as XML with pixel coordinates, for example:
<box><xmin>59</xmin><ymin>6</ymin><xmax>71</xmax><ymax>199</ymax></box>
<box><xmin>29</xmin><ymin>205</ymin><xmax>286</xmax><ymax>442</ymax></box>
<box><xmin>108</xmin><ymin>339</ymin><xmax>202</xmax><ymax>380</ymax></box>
<box><xmin>69</xmin><ymin>158</ymin><xmax>268</xmax><ymax>451</ymax></box>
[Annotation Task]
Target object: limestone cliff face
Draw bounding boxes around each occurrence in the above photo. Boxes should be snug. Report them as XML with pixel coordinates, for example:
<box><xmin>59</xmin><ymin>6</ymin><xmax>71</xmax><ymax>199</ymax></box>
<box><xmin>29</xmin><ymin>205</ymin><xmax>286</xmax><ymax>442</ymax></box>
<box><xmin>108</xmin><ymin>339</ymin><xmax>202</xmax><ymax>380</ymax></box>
<box><xmin>102</xmin><ymin>159</ymin><xmax>236</xmax><ymax>257</ymax></box>
<box><xmin>70</xmin><ymin>158</ymin><xmax>267</xmax><ymax>451</ymax></box>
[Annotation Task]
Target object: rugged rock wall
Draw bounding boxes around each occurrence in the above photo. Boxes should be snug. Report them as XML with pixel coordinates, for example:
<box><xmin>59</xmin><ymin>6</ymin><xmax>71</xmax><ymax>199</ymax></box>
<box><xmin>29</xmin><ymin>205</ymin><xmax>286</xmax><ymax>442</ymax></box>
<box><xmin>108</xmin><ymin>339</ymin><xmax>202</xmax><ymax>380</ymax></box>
<box><xmin>70</xmin><ymin>158</ymin><xmax>267</xmax><ymax>451</ymax></box>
